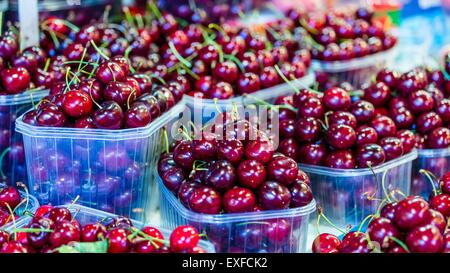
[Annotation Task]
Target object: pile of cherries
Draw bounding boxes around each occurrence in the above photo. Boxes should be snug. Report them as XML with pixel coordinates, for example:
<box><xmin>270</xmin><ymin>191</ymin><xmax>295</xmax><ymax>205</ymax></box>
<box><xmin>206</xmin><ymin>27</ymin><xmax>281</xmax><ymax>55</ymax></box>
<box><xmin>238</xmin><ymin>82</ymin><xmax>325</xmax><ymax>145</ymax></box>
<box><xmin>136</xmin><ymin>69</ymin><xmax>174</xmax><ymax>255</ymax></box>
<box><xmin>0</xmin><ymin>204</ymin><xmax>207</xmax><ymax>253</ymax></box>
<box><xmin>0</xmin><ymin>186</ymin><xmax>27</xmax><ymax>226</ymax></box>
<box><xmin>312</xmin><ymin>171</ymin><xmax>450</xmax><ymax>253</ymax></box>
<box><xmin>270</xmin><ymin>82</ymin><xmax>414</xmax><ymax>169</ymax></box>
<box><xmin>289</xmin><ymin>7</ymin><xmax>397</xmax><ymax>62</ymax></box>
<box><xmin>160</xmin><ymin>18</ymin><xmax>311</xmax><ymax>99</ymax></box>
<box><xmin>21</xmin><ymin>54</ymin><xmax>182</xmax><ymax>129</ymax></box>
<box><xmin>157</xmin><ymin>115</ymin><xmax>314</xmax><ymax>252</ymax></box>
<box><xmin>366</xmin><ymin>67</ymin><xmax>450</xmax><ymax>150</ymax></box>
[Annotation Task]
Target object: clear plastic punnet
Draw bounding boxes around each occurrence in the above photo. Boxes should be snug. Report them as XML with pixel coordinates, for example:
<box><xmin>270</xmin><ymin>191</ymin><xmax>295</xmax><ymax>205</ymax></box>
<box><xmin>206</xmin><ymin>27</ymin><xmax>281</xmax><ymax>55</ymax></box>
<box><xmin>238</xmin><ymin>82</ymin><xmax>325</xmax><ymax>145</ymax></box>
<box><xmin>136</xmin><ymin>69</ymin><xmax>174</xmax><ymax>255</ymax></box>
<box><xmin>311</xmin><ymin>46</ymin><xmax>398</xmax><ymax>88</ymax></box>
<box><xmin>158</xmin><ymin>178</ymin><xmax>317</xmax><ymax>253</ymax></box>
<box><xmin>0</xmin><ymin>89</ymin><xmax>48</xmax><ymax>185</ymax></box>
<box><xmin>411</xmin><ymin>148</ymin><xmax>450</xmax><ymax>198</ymax></box>
<box><xmin>183</xmin><ymin>72</ymin><xmax>315</xmax><ymax>123</ymax></box>
<box><xmin>301</xmin><ymin>150</ymin><xmax>418</xmax><ymax>227</ymax></box>
<box><xmin>15</xmin><ymin>103</ymin><xmax>186</xmax><ymax>223</ymax></box>
<box><xmin>4</xmin><ymin>204</ymin><xmax>216</xmax><ymax>253</ymax></box>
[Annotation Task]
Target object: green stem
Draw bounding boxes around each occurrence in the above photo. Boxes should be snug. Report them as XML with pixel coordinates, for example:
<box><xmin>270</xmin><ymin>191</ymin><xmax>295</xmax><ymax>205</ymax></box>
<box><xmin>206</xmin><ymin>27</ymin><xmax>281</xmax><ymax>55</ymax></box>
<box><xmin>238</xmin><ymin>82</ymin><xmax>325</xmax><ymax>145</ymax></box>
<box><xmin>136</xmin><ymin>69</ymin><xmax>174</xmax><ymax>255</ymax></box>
<box><xmin>389</xmin><ymin>237</ymin><xmax>410</xmax><ymax>253</ymax></box>
<box><xmin>224</xmin><ymin>54</ymin><xmax>245</xmax><ymax>73</ymax></box>
<box><xmin>381</xmin><ymin>171</ymin><xmax>392</xmax><ymax>203</ymax></box>
<box><xmin>356</xmin><ymin>214</ymin><xmax>374</xmax><ymax>235</ymax></box>
<box><xmin>90</xmin><ymin>40</ymin><xmax>110</xmax><ymax>61</ymax></box>
<box><xmin>208</xmin><ymin>23</ymin><xmax>229</xmax><ymax>42</ymax></box>
<box><xmin>168</xmin><ymin>42</ymin><xmax>191</xmax><ymax>68</ymax></box>
<box><xmin>318</xmin><ymin>208</ymin><xmax>347</xmax><ymax>235</ymax></box>
<box><xmin>419</xmin><ymin>169</ymin><xmax>440</xmax><ymax>196</ymax></box>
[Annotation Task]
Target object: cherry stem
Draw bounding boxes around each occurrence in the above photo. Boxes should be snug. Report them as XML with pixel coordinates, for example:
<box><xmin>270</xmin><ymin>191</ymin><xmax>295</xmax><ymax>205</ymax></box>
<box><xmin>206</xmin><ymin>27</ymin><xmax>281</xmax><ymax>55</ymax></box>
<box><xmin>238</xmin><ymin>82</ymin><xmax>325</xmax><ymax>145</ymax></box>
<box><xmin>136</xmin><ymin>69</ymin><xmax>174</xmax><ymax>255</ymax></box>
<box><xmin>356</xmin><ymin>214</ymin><xmax>374</xmax><ymax>235</ymax></box>
<box><xmin>168</xmin><ymin>42</ymin><xmax>191</xmax><ymax>68</ymax></box>
<box><xmin>90</xmin><ymin>40</ymin><xmax>110</xmax><ymax>61</ymax></box>
<box><xmin>180</xmin><ymin>63</ymin><xmax>200</xmax><ymax>80</ymax></box>
<box><xmin>71</xmin><ymin>207</ymin><xmax>81</xmax><ymax>222</ymax></box>
<box><xmin>17</xmin><ymin>182</ymin><xmax>30</xmax><ymax>214</ymax></box>
<box><xmin>0</xmin><ymin>147</ymin><xmax>11</xmax><ymax>181</ymax></box>
<box><xmin>147</xmin><ymin>1</ymin><xmax>163</xmax><ymax>23</ymax></box>
<box><xmin>46</xmin><ymin>28</ymin><xmax>61</xmax><ymax>49</ymax></box>
<box><xmin>102</xmin><ymin>5</ymin><xmax>111</xmax><ymax>23</ymax></box>
<box><xmin>126</xmin><ymin>89</ymin><xmax>137</xmax><ymax>110</ymax></box>
<box><xmin>77</xmin><ymin>47</ymin><xmax>89</xmax><ymax>73</ymax></box>
<box><xmin>178</xmin><ymin>127</ymin><xmax>193</xmax><ymax>141</ymax></box>
<box><xmin>375</xmin><ymin>198</ymin><xmax>387</xmax><ymax>216</ymax></box>
<box><xmin>389</xmin><ymin>236</ymin><xmax>410</xmax><ymax>253</ymax></box>
<box><xmin>224</xmin><ymin>54</ymin><xmax>245</xmax><ymax>73</ymax></box>
<box><xmin>162</xmin><ymin>129</ymin><xmax>170</xmax><ymax>154</ymax></box>
<box><xmin>299</xmin><ymin>18</ymin><xmax>319</xmax><ymax>36</ymax></box>
<box><xmin>0</xmin><ymin>12</ymin><xmax>2</xmax><ymax>36</ymax></box>
<box><xmin>381</xmin><ymin>170</ymin><xmax>392</xmax><ymax>203</ymax></box>
<box><xmin>14</xmin><ymin>228</ymin><xmax>53</xmax><ymax>233</ymax></box>
<box><xmin>317</xmin><ymin>207</ymin><xmax>347</xmax><ymax>235</ymax></box>
<box><xmin>123</xmin><ymin>6</ymin><xmax>137</xmax><ymax>29</ymax></box>
<box><xmin>208</xmin><ymin>23</ymin><xmax>229</xmax><ymax>42</ymax></box>
<box><xmin>43</xmin><ymin>58</ymin><xmax>51</xmax><ymax>72</ymax></box>
<box><xmin>5</xmin><ymin>203</ymin><xmax>18</xmax><ymax>241</ymax></box>
<box><xmin>419</xmin><ymin>169</ymin><xmax>440</xmax><ymax>197</ymax></box>
<box><xmin>88</xmin><ymin>81</ymin><xmax>102</xmax><ymax>109</ymax></box>
<box><xmin>67</xmin><ymin>195</ymin><xmax>80</xmax><ymax>210</ymax></box>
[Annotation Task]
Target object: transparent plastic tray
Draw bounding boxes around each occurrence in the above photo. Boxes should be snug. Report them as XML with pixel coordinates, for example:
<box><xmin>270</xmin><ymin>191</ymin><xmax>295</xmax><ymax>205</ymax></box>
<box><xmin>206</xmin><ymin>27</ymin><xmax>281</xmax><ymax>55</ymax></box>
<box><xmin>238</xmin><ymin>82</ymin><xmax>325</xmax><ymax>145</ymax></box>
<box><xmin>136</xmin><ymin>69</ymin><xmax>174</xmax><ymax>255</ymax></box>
<box><xmin>158</xmin><ymin>178</ymin><xmax>317</xmax><ymax>253</ymax></box>
<box><xmin>183</xmin><ymin>72</ymin><xmax>315</xmax><ymax>123</ymax></box>
<box><xmin>5</xmin><ymin>204</ymin><xmax>216</xmax><ymax>253</ymax></box>
<box><xmin>311</xmin><ymin>45</ymin><xmax>399</xmax><ymax>88</ymax></box>
<box><xmin>0</xmin><ymin>89</ymin><xmax>48</xmax><ymax>185</ymax></box>
<box><xmin>411</xmin><ymin>148</ymin><xmax>450</xmax><ymax>198</ymax></box>
<box><xmin>300</xmin><ymin>150</ymin><xmax>418</xmax><ymax>227</ymax></box>
<box><xmin>15</xmin><ymin>103</ymin><xmax>186</xmax><ymax>223</ymax></box>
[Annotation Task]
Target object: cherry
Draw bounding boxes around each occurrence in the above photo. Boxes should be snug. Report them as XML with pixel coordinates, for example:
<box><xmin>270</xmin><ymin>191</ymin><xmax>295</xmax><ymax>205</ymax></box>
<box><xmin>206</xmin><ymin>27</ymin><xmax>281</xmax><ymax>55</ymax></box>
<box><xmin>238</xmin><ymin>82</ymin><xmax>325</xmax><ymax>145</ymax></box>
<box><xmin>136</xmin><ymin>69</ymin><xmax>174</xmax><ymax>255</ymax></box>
<box><xmin>214</xmin><ymin>139</ymin><xmax>244</xmax><ymax>165</ymax></box>
<box><xmin>1</xmin><ymin>67</ymin><xmax>31</xmax><ymax>94</ymax></box>
<box><xmin>406</xmin><ymin>224</ymin><xmax>443</xmax><ymax>253</ymax></box>
<box><xmin>177</xmin><ymin>181</ymin><xmax>201</xmax><ymax>207</ymax></box>
<box><xmin>92</xmin><ymin>101</ymin><xmax>123</xmax><ymax>129</ymax></box>
<box><xmin>440</xmin><ymin>173</ymin><xmax>450</xmax><ymax>194</ymax></box>
<box><xmin>125</xmin><ymin>102</ymin><xmax>152</xmax><ymax>128</ymax></box>
<box><xmin>339</xmin><ymin>232</ymin><xmax>371</xmax><ymax>253</ymax></box>
<box><xmin>267</xmin><ymin>156</ymin><xmax>298</xmax><ymax>186</ymax></box>
<box><xmin>298</xmin><ymin>142</ymin><xmax>328</xmax><ymax>165</ymax></box>
<box><xmin>0</xmin><ymin>36</ymin><xmax>18</xmax><ymax>59</ymax></box>
<box><xmin>323</xmin><ymin>87</ymin><xmax>351</xmax><ymax>110</ymax></box>
<box><xmin>104</xmin><ymin>81</ymin><xmax>137</xmax><ymax>109</ymax></box>
<box><xmin>324</xmin><ymin>150</ymin><xmax>356</xmax><ymax>169</ymax></box>
<box><xmin>198</xmin><ymin>45</ymin><xmax>219</xmax><ymax>65</ymax></box>
<box><xmin>394</xmin><ymin>196</ymin><xmax>429</xmax><ymax>230</ymax></box>
<box><xmin>95</xmin><ymin>61</ymin><xmax>127</xmax><ymax>84</ymax></box>
<box><xmin>315</xmin><ymin>27</ymin><xmax>337</xmax><ymax>45</ymax></box>
<box><xmin>78</xmin><ymin>78</ymin><xmax>103</xmax><ymax>102</ymax></box>
<box><xmin>0</xmin><ymin>187</ymin><xmax>21</xmax><ymax>209</ymax></box>
<box><xmin>35</xmin><ymin>103</ymin><xmax>67</xmax><ymax>126</ymax></box>
<box><xmin>289</xmin><ymin>181</ymin><xmax>313</xmax><ymax>207</ymax></box>
<box><xmin>47</xmin><ymin>207</ymin><xmax>72</xmax><ymax>223</ymax></box>
<box><xmin>258</xmin><ymin>181</ymin><xmax>291</xmax><ymax>210</ymax></box>
<box><xmin>370</xmin><ymin>115</ymin><xmax>397</xmax><ymax>138</ymax></box>
<box><xmin>298</xmin><ymin>97</ymin><xmax>324</xmax><ymax>119</ymax></box>
<box><xmin>423</xmin><ymin>209</ymin><xmax>446</xmax><ymax>234</ymax></box>
<box><xmin>27</xmin><ymin>218</ymin><xmax>54</xmax><ymax>249</ymax></box>
<box><xmin>356</xmin><ymin>143</ymin><xmax>386</xmax><ymax>168</ymax></box>
<box><xmin>435</xmin><ymin>98</ymin><xmax>450</xmax><ymax>123</ymax></box>
<box><xmin>106</xmin><ymin>228</ymin><xmax>131</xmax><ymax>253</ymax></box>
<box><xmin>328</xmin><ymin>111</ymin><xmax>357</xmax><ymax>129</ymax></box>
<box><xmin>204</xmin><ymin>160</ymin><xmax>236</xmax><ymax>192</ymax></box>
<box><xmin>278</xmin><ymin>138</ymin><xmax>300</xmax><ymax>159</ymax></box>
<box><xmin>427</xmin><ymin>127</ymin><xmax>450</xmax><ymax>149</ymax></box>
<box><xmin>1</xmin><ymin>241</ymin><xmax>27</xmax><ymax>253</ymax></box>
<box><xmin>61</xmin><ymin>90</ymin><xmax>93</xmax><ymax>118</ymax></box>
<box><xmin>430</xmin><ymin>194</ymin><xmax>450</xmax><ymax>218</ymax></box>
<box><xmin>416</xmin><ymin>112</ymin><xmax>442</xmax><ymax>134</ymax></box>
<box><xmin>367</xmin><ymin>217</ymin><xmax>401</xmax><ymax>249</ymax></box>
<box><xmin>379</xmin><ymin>137</ymin><xmax>404</xmax><ymax>160</ymax></box>
<box><xmin>173</xmin><ymin>140</ymin><xmax>194</xmax><ymax>169</ymax></box>
<box><xmin>34</xmin><ymin>205</ymin><xmax>53</xmax><ymax>219</ymax></box>
<box><xmin>312</xmin><ymin>233</ymin><xmax>340</xmax><ymax>253</ymax></box>
<box><xmin>356</xmin><ymin>125</ymin><xmax>378</xmax><ymax>147</ymax></box>
<box><xmin>326</xmin><ymin>124</ymin><xmax>356</xmax><ymax>149</ymax></box>
<box><xmin>188</xmin><ymin>186</ymin><xmax>222</xmax><ymax>214</ymax></box>
<box><xmin>11</xmin><ymin>52</ymin><xmax>38</xmax><ymax>74</ymax></box>
<box><xmin>237</xmin><ymin>72</ymin><xmax>261</xmax><ymax>94</ymax></box>
<box><xmin>245</xmin><ymin>140</ymin><xmax>274</xmax><ymax>165</ymax></box>
<box><xmin>374</xmin><ymin>70</ymin><xmax>397</xmax><ymax>90</ymax></box>
<box><xmin>237</xmin><ymin>159</ymin><xmax>266</xmax><ymax>189</ymax></box>
<box><xmin>213</xmin><ymin>61</ymin><xmax>239</xmax><ymax>84</ymax></box>
<box><xmin>81</xmin><ymin>223</ymin><xmax>107</xmax><ymax>242</ymax></box>
<box><xmin>295</xmin><ymin>118</ymin><xmax>321</xmax><ymax>142</ymax></box>
<box><xmin>49</xmin><ymin>221</ymin><xmax>81</xmax><ymax>248</ymax></box>
<box><xmin>389</xmin><ymin>107</ymin><xmax>414</xmax><ymax>129</ymax></box>
<box><xmin>350</xmin><ymin>100</ymin><xmax>375</xmax><ymax>124</ymax></box>
<box><xmin>137</xmin><ymin>93</ymin><xmax>161</xmax><ymax>119</ymax></box>
<box><xmin>407</xmin><ymin>90</ymin><xmax>434</xmax><ymax>114</ymax></box>
<box><xmin>170</xmin><ymin>225</ymin><xmax>199</xmax><ymax>253</ymax></box>
<box><xmin>222</xmin><ymin>187</ymin><xmax>256</xmax><ymax>213</ymax></box>
<box><xmin>208</xmin><ymin>82</ymin><xmax>234</xmax><ymax>99</ymax></box>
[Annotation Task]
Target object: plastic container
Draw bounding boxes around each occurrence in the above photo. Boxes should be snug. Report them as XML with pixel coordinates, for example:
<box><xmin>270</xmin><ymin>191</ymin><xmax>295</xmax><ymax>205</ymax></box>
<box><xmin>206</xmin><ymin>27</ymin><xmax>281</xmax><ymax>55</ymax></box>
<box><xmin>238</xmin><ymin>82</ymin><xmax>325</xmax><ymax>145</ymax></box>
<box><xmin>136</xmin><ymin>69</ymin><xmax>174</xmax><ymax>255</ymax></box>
<box><xmin>158</xmin><ymin>178</ymin><xmax>316</xmax><ymax>253</ymax></box>
<box><xmin>311</xmin><ymin>45</ymin><xmax>398</xmax><ymax>88</ymax></box>
<box><xmin>183</xmin><ymin>72</ymin><xmax>315</xmax><ymax>123</ymax></box>
<box><xmin>0</xmin><ymin>90</ymin><xmax>48</xmax><ymax>185</ymax></box>
<box><xmin>5</xmin><ymin>204</ymin><xmax>216</xmax><ymax>253</ymax></box>
<box><xmin>1</xmin><ymin>186</ymin><xmax>40</xmax><ymax>229</ymax></box>
<box><xmin>15</xmin><ymin>103</ymin><xmax>186</xmax><ymax>223</ymax></box>
<box><xmin>411</xmin><ymin>148</ymin><xmax>450</xmax><ymax>198</ymax></box>
<box><xmin>301</xmin><ymin>150</ymin><xmax>418</xmax><ymax>227</ymax></box>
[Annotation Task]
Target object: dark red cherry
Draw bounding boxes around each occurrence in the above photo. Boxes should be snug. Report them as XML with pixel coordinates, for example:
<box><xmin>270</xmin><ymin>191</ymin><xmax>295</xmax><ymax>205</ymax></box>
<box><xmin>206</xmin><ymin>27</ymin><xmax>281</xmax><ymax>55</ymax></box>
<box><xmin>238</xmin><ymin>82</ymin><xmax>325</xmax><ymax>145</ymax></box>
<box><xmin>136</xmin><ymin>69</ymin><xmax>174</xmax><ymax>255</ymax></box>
<box><xmin>289</xmin><ymin>181</ymin><xmax>313</xmax><ymax>207</ymax></box>
<box><xmin>356</xmin><ymin>143</ymin><xmax>386</xmax><ymax>168</ymax></box>
<box><xmin>379</xmin><ymin>137</ymin><xmax>404</xmax><ymax>160</ymax></box>
<box><xmin>367</xmin><ymin>217</ymin><xmax>401</xmax><ymax>250</ymax></box>
<box><xmin>237</xmin><ymin>159</ymin><xmax>266</xmax><ymax>189</ymax></box>
<box><xmin>370</xmin><ymin>115</ymin><xmax>397</xmax><ymax>138</ymax></box>
<box><xmin>323</xmin><ymin>87</ymin><xmax>351</xmax><ymax>111</ymax></box>
<box><xmin>312</xmin><ymin>233</ymin><xmax>340</xmax><ymax>253</ymax></box>
<box><xmin>394</xmin><ymin>196</ymin><xmax>429</xmax><ymax>230</ymax></box>
<box><xmin>405</xmin><ymin>224</ymin><xmax>443</xmax><ymax>253</ymax></box>
<box><xmin>188</xmin><ymin>186</ymin><xmax>222</xmax><ymax>214</ymax></box>
<box><xmin>92</xmin><ymin>101</ymin><xmax>124</xmax><ymax>129</ymax></box>
<box><xmin>324</xmin><ymin>150</ymin><xmax>356</xmax><ymax>169</ymax></box>
<box><xmin>356</xmin><ymin>125</ymin><xmax>378</xmax><ymax>147</ymax></box>
<box><xmin>258</xmin><ymin>181</ymin><xmax>291</xmax><ymax>210</ymax></box>
<box><xmin>350</xmin><ymin>100</ymin><xmax>375</xmax><ymax>124</ymax></box>
<box><xmin>427</xmin><ymin>127</ymin><xmax>450</xmax><ymax>149</ymax></box>
<box><xmin>204</xmin><ymin>160</ymin><xmax>236</xmax><ymax>192</ymax></box>
<box><xmin>61</xmin><ymin>90</ymin><xmax>93</xmax><ymax>118</ymax></box>
<box><xmin>326</xmin><ymin>124</ymin><xmax>356</xmax><ymax>149</ymax></box>
<box><xmin>222</xmin><ymin>187</ymin><xmax>256</xmax><ymax>213</ymax></box>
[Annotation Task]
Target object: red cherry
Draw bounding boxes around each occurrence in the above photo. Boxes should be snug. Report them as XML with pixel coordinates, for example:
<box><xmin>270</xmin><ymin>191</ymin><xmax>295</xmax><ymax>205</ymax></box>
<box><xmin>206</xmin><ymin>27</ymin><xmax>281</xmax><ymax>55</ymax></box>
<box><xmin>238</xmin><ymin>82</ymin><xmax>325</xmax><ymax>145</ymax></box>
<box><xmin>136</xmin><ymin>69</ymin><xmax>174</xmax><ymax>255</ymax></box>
<box><xmin>61</xmin><ymin>90</ymin><xmax>93</xmax><ymax>118</ymax></box>
<box><xmin>312</xmin><ymin>233</ymin><xmax>341</xmax><ymax>253</ymax></box>
<box><xmin>170</xmin><ymin>226</ymin><xmax>199</xmax><ymax>252</ymax></box>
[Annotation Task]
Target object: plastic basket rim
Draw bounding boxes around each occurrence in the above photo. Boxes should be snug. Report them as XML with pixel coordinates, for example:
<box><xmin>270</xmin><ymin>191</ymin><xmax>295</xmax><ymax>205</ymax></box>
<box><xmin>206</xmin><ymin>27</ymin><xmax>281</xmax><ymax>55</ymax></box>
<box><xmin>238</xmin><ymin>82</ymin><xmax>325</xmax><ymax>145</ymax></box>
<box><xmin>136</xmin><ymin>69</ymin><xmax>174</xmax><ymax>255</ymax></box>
<box><xmin>0</xmin><ymin>89</ymin><xmax>49</xmax><ymax>106</ymax></box>
<box><xmin>311</xmin><ymin>45</ymin><xmax>399</xmax><ymax>72</ymax></box>
<box><xmin>15</xmin><ymin>103</ymin><xmax>186</xmax><ymax>140</ymax></box>
<box><xmin>182</xmin><ymin>71</ymin><xmax>315</xmax><ymax>107</ymax></box>
<box><xmin>298</xmin><ymin>150</ymin><xmax>418</xmax><ymax>177</ymax></box>
<box><xmin>5</xmin><ymin>204</ymin><xmax>216</xmax><ymax>253</ymax></box>
<box><xmin>158</xmin><ymin>177</ymin><xmax>317</xmax><ymax>224</ymax></box>
<box><xmin>417</xmin><ymin>147</ymin><xmax>450</xmax><ymax>158</ymax></box>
